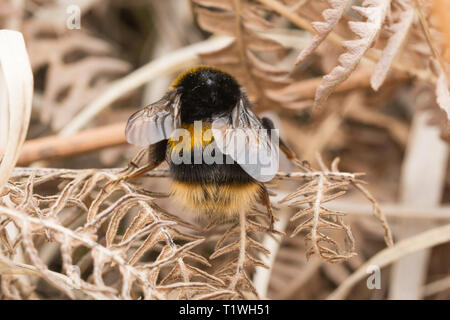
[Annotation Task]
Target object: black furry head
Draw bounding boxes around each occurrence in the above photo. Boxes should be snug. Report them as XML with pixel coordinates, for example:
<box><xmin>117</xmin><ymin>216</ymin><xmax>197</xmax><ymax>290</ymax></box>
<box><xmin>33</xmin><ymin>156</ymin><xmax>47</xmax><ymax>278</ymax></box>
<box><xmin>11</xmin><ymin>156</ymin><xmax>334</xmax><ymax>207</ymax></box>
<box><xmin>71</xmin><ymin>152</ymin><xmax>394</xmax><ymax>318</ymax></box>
<box><xmin>172</xmin><ymin>66</ymin><xmax>241</xmax><ymax>123</ymax></box>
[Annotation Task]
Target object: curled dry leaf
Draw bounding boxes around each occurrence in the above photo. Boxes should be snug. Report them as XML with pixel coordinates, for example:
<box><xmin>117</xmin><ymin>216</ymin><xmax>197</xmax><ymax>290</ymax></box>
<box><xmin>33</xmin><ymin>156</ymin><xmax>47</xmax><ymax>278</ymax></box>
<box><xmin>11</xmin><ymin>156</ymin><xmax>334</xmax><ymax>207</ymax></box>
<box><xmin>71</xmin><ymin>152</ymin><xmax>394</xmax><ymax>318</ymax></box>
<box><xmin>0</xmin><ymin>30</ymin><xmax>33</xmax><ymax>193</ymax></box>
<box><xmin>371</xmin><ymin>3</ymin><xmax>414</xmax><ymax>90</ymax></box>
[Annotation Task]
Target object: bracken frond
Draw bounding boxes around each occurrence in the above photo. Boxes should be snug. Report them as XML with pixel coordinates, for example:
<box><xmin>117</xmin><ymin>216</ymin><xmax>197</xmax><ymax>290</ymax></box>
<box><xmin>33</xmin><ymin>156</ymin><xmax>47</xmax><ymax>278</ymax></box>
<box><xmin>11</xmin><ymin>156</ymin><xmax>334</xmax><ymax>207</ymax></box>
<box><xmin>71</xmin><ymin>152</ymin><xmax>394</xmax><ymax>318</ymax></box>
<box><xmin>278</xmin><ymin>156</ymin><xmax>392</xmax><ymax>263</ymax></box>
<box><xmin>295</xmin><ymin>0</ymin><xmax>351</xmax><ymax>66</ymax></box>
<box><xmin>314</xmin><ymin>0</ymin><xmax>391</xmax><ymax>109</ymax></box>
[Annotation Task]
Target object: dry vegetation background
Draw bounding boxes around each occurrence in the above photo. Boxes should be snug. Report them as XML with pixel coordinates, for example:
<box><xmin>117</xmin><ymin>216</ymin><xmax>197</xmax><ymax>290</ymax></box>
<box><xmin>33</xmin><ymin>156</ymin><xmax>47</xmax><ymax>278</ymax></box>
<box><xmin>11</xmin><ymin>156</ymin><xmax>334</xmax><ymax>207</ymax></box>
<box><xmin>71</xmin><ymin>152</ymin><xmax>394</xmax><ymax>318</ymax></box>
<box><xmin>0</xmin><ymin>0</ymin><xmax>450</xmax><ymax>300</ymax></box>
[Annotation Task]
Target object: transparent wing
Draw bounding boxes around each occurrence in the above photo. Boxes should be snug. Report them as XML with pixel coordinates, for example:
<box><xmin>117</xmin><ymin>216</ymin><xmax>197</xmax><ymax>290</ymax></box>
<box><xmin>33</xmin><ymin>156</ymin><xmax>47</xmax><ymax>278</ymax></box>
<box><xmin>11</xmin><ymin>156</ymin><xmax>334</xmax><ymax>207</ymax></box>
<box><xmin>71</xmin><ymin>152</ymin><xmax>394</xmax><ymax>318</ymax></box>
<box><xmin>125</xmin><ymin>91</ymin><xmax>181</xmax><ymax>147</ymax></box>
<box><xmin>212</xmin><ymin>97</ymin><xmax>279</xmax><ymax>182</ymax></box>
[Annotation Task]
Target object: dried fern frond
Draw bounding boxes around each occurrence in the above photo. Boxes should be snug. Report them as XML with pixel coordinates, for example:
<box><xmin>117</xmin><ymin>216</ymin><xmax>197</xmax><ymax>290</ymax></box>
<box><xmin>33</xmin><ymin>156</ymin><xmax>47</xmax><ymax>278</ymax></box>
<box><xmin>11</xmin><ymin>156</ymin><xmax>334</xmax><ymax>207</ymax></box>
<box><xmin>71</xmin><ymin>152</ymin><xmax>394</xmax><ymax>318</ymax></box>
<box><xmin>371</xmin><ymin>1</ymin><xmax>414</xmax><ymax>90</ymax></box>
<box><xmin>295</xmin><ymin>0</ymin><xmax>351</xmax><ymax>66</ymax></box>
<box><xmin>0</xmin><ymin>205</ymin><xmax>164</xmax><ymax>299</ymax></box>
<box><xmin>1</xmin><ymin>169</ymin><xmax>224</xmax><ymax>299</ymax></box>
<box><xmin>314</xmin><ymin>0</ymin><xmax>390</xmax><ymax>109</ymax></box>
<box><xmin>209</xmin><ymin>207</ymin><xmax>279</xmax><ymax>299</ymax></box>
<box><xmin>193</xmin><ymin>0</ymin><xmax>291</xmax><ymax>110</ymax></box>
<box><xmin>278</xmin><ymin>156</ymin><xmax>392</xmax><ymax>263</ymax></box>
<box><xmin>23</xmin><ymin>20</ymin><xmax>130</xmax><ymax>130</ymax></box>
<box><xmin>2</xmin><ymin>148</ymin><xmax>391</xmax><ymax>299</ymax></box>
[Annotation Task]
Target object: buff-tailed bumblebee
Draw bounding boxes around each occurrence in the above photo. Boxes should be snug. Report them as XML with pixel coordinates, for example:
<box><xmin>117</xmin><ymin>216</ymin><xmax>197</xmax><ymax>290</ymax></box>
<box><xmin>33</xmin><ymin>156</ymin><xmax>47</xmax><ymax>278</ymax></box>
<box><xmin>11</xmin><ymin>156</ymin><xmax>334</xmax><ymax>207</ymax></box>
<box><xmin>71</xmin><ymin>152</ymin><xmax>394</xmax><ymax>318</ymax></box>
<box><xmin>123</xmin><ymin>66</ymin><xmax>295</xmax><ymax>226</ymax></box>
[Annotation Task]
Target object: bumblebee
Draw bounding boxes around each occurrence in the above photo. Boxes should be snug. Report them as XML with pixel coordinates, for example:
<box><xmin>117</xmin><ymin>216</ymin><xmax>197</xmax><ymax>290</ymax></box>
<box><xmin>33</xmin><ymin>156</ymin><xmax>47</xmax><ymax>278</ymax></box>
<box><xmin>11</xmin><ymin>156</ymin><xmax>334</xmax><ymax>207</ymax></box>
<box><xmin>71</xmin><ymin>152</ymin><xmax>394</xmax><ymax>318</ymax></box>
<box><xmin>123</xmin><ymin>66</ymin><xmax>295</xmax><ymax>226</ymax></box>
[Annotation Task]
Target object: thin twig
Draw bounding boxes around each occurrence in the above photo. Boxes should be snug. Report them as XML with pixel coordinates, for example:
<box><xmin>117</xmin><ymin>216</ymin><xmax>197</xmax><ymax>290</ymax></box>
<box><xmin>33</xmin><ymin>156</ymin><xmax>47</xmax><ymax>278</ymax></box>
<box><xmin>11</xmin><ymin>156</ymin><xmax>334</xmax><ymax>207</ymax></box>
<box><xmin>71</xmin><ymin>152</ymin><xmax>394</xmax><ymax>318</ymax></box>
<box><xmin>229</xmin><ymin>210</ymin><xmax>247</xmax><ymax>291</ymax></box>
<box><xmin>60</xmin><ymin>37</ymin><xmax>234</xmax><ymax>135</ymax></box>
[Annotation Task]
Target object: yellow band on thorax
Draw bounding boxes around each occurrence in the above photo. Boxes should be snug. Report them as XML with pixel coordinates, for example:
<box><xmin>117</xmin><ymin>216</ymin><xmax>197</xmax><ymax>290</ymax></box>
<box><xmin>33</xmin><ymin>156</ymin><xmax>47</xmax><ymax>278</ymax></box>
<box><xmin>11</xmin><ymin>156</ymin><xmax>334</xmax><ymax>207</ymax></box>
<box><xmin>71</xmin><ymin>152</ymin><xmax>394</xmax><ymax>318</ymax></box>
<box><xmin>169</xmin><ymin>65</ymin><xmax>225</xmax><ymax>90</ymax></box>
<box><xmin>168</xmin><ymin>122</ymin><xmax>214</xmax><ymax>151</ymax></box>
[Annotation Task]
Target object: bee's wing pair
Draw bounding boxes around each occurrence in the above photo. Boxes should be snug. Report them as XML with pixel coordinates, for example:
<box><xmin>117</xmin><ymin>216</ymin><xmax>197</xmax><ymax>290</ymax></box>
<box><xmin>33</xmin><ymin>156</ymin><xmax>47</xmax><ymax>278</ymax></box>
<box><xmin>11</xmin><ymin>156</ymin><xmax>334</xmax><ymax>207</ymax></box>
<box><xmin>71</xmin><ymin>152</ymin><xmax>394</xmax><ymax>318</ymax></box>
<box><xmin>211</xmin><ymin>98</ymin><xmax>279</xmax><ymax>182</ymax></box>
<box><xmin>125</xmin><ymin>91</ymin><xmax>279</xmax><ymax>182</ymax></box>
<box><xmin>125</xmin><ymin>91</ymin><xmax>181</xmax><ymax>147</ymax></box>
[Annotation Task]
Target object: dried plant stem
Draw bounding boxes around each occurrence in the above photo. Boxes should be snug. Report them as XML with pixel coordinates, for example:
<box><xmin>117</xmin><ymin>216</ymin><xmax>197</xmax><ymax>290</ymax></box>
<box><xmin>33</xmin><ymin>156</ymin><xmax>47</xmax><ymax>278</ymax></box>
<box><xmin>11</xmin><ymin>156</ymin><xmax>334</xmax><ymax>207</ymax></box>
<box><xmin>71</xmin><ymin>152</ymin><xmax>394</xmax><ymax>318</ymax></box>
<box><xmin>422</xmin><ymin>275</ymin><xmax>450</xmax><ymax>297</ymax></box>
<box><xmin>229</xmin><ymin>210</ymin><xmax>247</xmax><ymax>291</ymax></box>
<box><xmin>311</xmin><ymin>174</ymin><xmax>324</xmax><ymax>256</ymax></box>
<box><xmin>352</xmin><ymin>183</ymin><xmax>393</xmax><ymax>246</ymax></box>
<box><xmin>328</xmin><ymin>223</ymin><xmax>450</xmax><ymax>299</ymax></box>
<box><xmin>390</xmin><ymin>110</ymin><xmax>448</xmax><ymax>299</ymax></box>
<box><xmin>11</xmin><ymin>167</ymin><xmax>363</xmax><ymax>182</ymax></box>
<box><xmin>431</xmin><ymin>0</ymin><xmax>450</xmax><ymax>64</ymax></box>
<box><xmin>276</xmin><ymin>171</ymin><xmax>361</xmax><ymax>180</ymax></box>
<box><xmin>10</xmin><ymin>168</ymin><xmax>169</xmax><ymax>180</ymax></box>
<box><xmin>413</xmin><ymin>0</ymin><xmax>447</xmax><ymax>74</ymax></box>
<box><xmin>232</xmin><ymin>0</ymin><xmax>261</xmax><ymax>99</ymax></box>
<box><xmin>326</xmin><ymin>201</ymin><xmax>450</xmax><ymax>220</ymax></box>
<box><xmin>256</xmin><ymin>0</ymin><xmax>338</xmax><ymax>43</ymax></box>
<box><xmin>15</xmin><ymin>122</ymin><xmax>126</xmax><ymax>165</ymax></box>
<box><xmin>253</xmin><ymin>208</ymin><xmax>290</xmax><ymax>298</ymax></box>
<box><xmin>6</xmin><ymin>0</ymin><xmax>24</xmax><ymax>30</ymax></box>
<box><xmin>60</xmin><ymin>36</ymin><xmax>233</xmax><ymax>135</ymax></box>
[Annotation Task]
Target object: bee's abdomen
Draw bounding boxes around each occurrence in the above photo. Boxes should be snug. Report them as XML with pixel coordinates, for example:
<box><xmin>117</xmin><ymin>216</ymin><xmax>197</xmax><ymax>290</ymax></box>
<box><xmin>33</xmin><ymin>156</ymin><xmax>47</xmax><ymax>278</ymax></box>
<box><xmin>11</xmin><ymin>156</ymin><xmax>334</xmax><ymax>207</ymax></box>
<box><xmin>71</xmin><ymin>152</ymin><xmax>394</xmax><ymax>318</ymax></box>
<box><xmin>171</xmin><ymin>180</ymin><xmax>261</xmax><ymax>220</ymax></box>
<box><xmin>169</xmin><ymin>162</ymin><xmax>260</xmax><ymax>218</ymax></box>
<box><xmin>167</xmin><ymin>122</ymin><xmax>260</xmax><ymax>218</ymax></box>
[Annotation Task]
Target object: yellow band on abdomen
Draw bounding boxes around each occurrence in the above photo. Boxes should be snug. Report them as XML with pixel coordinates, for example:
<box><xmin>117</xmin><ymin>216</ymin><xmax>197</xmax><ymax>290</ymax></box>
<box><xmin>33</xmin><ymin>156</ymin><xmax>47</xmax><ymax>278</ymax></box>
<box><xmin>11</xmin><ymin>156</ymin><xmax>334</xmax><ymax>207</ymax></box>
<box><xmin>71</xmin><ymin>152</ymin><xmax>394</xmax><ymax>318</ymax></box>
<box><xmin>171</xmin><ymin>180</ymin><xmax>261</xmax><ymax>220</ymax></box>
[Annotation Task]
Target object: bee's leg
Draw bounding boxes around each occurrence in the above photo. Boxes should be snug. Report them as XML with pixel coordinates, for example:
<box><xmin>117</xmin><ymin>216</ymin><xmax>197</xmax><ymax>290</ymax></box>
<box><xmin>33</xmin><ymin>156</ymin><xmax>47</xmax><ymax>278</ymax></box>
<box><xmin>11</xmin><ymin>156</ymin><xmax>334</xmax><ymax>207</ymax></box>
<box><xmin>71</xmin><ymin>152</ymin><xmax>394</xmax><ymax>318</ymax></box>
<box><xmin>260</xmin><ymin>116</ymin><xmax>297</xmax><ymax>160</ymax></box>
<box><xmin>260</xmin><ymin>185</ymin><xmax>276</xmax><ymax>232</ymax></box>
<box><xmin>106</xmin><ymin>165</ymin><xmax>161</xmax><ymax>191</ymax></box>
<box><xmin>115</xmin><ymin>162</ymin><xmax>161</xmax><ymax>183</ymax></box>
<box><xmin>110</xmin><ymin>140</ymin><xmax>168</xmax><ymax>185</ymax></box>
<box><xmin>119</xmin><ymin>147</ymin><xmax>149</xmax><ymax>176</ymax></box>
<box><xmin>279</xmin><ymin>141</ymin><xmax>297</xmax><ymax>160</ymax></box>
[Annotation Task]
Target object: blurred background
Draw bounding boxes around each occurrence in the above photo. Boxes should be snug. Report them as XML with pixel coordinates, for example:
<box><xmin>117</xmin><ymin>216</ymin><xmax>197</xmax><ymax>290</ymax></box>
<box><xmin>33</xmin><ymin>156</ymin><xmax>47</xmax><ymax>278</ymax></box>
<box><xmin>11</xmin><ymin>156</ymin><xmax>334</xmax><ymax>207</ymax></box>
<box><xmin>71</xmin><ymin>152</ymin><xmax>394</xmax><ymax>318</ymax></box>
<box><xmin>1</xmin><ymin>0</ymin><xmax>450</xmax><ymax>300</ymax></box>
